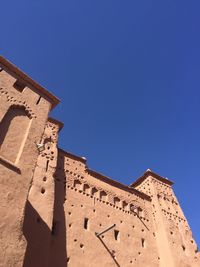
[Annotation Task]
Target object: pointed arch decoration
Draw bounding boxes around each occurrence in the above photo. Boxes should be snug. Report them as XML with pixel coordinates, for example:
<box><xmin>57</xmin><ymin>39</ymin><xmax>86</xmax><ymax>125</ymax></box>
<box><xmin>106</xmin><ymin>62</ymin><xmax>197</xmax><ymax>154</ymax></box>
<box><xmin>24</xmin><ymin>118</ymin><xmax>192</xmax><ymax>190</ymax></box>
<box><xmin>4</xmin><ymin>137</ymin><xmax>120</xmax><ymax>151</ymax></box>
<box><xmin>0</xmin><ymin>105</ymin><xmax>32</xmax><ymax>164</ymax></box>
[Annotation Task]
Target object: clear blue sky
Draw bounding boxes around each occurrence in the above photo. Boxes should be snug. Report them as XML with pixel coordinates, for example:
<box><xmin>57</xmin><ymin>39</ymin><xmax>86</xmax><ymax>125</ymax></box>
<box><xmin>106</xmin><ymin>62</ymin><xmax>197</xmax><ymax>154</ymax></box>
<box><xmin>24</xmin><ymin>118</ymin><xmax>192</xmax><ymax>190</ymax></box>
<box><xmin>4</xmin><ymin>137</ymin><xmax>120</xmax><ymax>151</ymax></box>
<box><xmin>1</xmin><ymin>0</ymin><xmax>200</xmax><ymax>247</ymax></box>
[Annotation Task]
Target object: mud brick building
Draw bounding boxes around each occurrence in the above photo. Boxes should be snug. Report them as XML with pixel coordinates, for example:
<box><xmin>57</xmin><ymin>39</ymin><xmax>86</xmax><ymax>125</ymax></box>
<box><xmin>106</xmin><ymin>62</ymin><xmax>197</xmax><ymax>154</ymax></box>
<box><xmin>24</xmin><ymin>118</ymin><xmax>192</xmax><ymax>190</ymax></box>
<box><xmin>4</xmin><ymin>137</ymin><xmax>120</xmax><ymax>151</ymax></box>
<box><xmin>0</xmin><ymin>56</ymin><xmax>199</xmax><ymax>267</ymax></box>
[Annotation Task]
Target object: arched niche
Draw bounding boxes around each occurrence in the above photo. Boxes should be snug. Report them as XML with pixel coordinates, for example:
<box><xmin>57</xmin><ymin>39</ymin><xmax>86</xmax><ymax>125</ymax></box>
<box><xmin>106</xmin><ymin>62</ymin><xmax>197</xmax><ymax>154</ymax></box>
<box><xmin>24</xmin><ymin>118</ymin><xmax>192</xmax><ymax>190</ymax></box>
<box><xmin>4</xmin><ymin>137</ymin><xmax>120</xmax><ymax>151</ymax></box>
<box><xmin>0</xmin><ymin>105</ymin><xmax>32</xmax><ymax>164</ymax></box>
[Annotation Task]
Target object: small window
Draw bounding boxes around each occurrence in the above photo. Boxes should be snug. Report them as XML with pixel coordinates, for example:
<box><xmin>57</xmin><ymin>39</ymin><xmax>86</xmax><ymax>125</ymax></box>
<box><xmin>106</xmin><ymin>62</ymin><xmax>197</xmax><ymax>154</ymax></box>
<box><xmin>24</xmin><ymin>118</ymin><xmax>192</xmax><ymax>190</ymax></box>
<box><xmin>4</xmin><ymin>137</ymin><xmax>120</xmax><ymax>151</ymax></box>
<box><xmin>13</xmin><ymin>80</ymin><xmax>26</xmax><ymax>92</ymax></box>
<box><xmin>114</xmin><ymin>230</ymin><xmax>119</xmax><ymax>241</ymax></box>
<box><xmin>41</xmin><ymin>187</ymin><xmax>45</xmax><ymax>194</ymax></box>
<box><xmin>84</xmin><ymin>218</ymin><xmax>89</xmax><ymax>230</ymax></box>
<box><xmin>46</xmin><ymin>160</ymin><xmax>49</xmax><ymax>172</ymax></box>
<box><xmin>100</xmin><ymin>191</ymin><xmax>107</xmax><ymax>201</ymax></box>
<box><xmin>141</xmin><ymin>238</ymin><xmax>145</xmax><ymax>248</ymax></box>
<box><xmin>91</xmin><ymin>187</ymin><xmax>98</xmax><ymax>197</ymax></box>
<box><xmin>36</xmin><ymin>96</ymin><xmax>42</xmax><ymax>105</ymax></box>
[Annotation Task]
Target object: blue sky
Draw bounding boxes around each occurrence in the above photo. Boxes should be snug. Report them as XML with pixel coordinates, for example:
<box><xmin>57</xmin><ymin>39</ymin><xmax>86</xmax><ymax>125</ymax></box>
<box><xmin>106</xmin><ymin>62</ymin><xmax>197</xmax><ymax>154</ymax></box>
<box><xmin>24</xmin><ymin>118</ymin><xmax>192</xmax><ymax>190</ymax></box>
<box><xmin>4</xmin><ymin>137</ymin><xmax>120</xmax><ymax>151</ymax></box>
<box><xmin>1</xmin><ymin>1</ymin><xmax>200</xmax><ymax>247</ymax></box>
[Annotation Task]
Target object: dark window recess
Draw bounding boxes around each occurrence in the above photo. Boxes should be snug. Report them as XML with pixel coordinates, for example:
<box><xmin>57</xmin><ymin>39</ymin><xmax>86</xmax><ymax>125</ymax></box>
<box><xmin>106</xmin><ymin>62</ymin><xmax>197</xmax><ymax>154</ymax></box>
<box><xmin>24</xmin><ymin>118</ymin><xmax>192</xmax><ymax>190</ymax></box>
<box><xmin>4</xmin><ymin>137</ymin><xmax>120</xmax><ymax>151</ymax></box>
<box><xmin>182</xmin><ymin>245</ymin><xmax>186</xmax><ymax>251</ymax></box>
<box><xmin>41</xmin><ymin>188</ymin><xmax>45</xmax><ymax>194</ymax></box>
<box><xmin>141</xmin><ymin>238</ymin><xmax>145</xmax><ymax>248</ymax></box>
<box><xmin>36</xmin><ymin>96</ymin><xmax>42</xmax><ymax>105</ymax></box>
<box><xmin>114</xmin><ymin>230</ymin><xmax>119</xmax><ymax>241</ymax></box>
<box><xmin>52</xmin><ymin>221</ymin><xmax>59</xmax><ymax>235</ymax></box>
<box><xmin>46</xmin><ymin>160</ymin><xmax>49</xmax><ymax>172</ymax></box>
<box><xmin>13</xmin><ymin>80</ymin><xmax>26</xmax><ymax>92</ymax></box>
<box><xmin>84</xmin><ymin>218</ymin><xmax>89</xmax><ymax>230</ymax></box>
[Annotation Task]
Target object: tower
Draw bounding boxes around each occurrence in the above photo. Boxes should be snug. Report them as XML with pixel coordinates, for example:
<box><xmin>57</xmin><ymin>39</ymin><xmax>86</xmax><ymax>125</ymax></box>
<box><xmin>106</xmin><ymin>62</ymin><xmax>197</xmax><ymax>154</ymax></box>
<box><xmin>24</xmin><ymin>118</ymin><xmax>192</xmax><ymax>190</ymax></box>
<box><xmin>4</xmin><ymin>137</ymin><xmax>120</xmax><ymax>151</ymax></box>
<box><xmin>0</xmin><ymin>57</ymin><xmax>199</xmax><ymax>267</ymax></box>
<box><xmin>0</xmin><ymin>56</ymin><xmax>59</xmax><ymax>267</ymax></box>
<box><xmin>131</xmin><ymin>170</ymin><xmax>200</xmax><ymax>267</ymax></box>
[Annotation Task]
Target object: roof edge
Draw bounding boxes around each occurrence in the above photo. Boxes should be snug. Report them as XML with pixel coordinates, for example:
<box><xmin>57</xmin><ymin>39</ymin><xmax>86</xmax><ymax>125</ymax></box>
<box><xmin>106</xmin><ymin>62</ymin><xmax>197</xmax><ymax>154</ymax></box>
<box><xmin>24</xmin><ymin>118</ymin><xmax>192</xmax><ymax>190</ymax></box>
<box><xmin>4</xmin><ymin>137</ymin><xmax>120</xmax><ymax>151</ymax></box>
<box><xmin>86</xmin><ymin>168</ymin><xmax>151</xmax><ymax>201</ymax></box>
<box><xmin>58</xmin><ymin>148</ymin><xmax>87</xmax><ymax>164</ymax></box>
<box><xmin>48</xmin><ymin>117</ymin><xmax>64</xmax><ymax>132</ymax></box>
<box><xmin>0</xmin><ymin>56</ymin><xmax>60</xmax><ymax>110</ymax></box>
<box><xmin>130</xmin><ymin>169</ymin><xmax>174</xmax><ymax>188</ymax></box>
<box><xmin>57</xmin><ymin>148</ymin><xmax>151</xmax><ymax>201</ymax></box>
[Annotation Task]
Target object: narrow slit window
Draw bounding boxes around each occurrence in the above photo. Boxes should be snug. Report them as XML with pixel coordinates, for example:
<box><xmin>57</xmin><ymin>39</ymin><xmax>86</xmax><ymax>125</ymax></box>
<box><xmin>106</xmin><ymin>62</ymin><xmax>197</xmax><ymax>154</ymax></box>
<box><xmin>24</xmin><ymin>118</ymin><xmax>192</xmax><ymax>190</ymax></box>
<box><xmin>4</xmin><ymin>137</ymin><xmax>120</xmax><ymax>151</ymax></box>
<box><xmin>141</xmin><ymin>238</ymin><xmax>145</xmax><ymax>248</ymax></box>
<box><xmin>114</xmin><ymin>230</ymin><xmax>119</xmax><ymax>241</ymax></box>
<box><xmin>36</xmin><ymin>96</ymin><xmax>42</xmax><ymax>105</ymax></box>
<box><xmin>84</xmin><ymin>218</ymin><xmax>89</xmax><ymax>230</ymax></box>
<box><xmin>46</xmin><ymin>160</ymin><xmax>49</xmax><ymax>172</ymax></box>
<box><xmin>41</xmin><ymin>187</ymin><xmax>45</xmax><ymax>194</ymax></box>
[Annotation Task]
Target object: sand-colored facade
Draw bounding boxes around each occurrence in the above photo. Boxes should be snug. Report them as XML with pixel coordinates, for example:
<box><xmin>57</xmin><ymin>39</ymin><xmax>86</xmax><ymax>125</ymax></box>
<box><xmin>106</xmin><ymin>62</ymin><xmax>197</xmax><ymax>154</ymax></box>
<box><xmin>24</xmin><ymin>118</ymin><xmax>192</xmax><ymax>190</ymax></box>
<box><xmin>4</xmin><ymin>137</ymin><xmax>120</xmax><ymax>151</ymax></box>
<box><xmin>0</xmin><ymin>57</ymin><xmax>199</xmax><ymax>267</ymax></box>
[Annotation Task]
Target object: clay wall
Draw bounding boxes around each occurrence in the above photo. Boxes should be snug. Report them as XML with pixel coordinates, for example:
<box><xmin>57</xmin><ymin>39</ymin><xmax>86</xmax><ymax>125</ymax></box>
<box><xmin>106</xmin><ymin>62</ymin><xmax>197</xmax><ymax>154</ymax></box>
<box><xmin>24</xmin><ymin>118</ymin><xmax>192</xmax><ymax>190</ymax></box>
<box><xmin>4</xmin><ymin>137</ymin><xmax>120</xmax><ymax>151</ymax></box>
<box><xmin>1</xmin><ymin>57</ymin><xmax>200</xmax><ymax>267</ymax></box>
<box><xmin>56</xmin><ymin>152</ymin><xmax>160</xmax><ymax>267</ymax></box>
<box><xmin>23</xmin><ymin>119</ymin><xmax>62</xmax><ymax>267</ymax></box>
<box><xmin>0</xmin><ymin>66</ymin><xmax>54</xmax><ymax>267</ymax></box>
<box><xmin>135</xmin><ymin>176</ymin><xmax>200</xmax><ymax>267</ymax></box>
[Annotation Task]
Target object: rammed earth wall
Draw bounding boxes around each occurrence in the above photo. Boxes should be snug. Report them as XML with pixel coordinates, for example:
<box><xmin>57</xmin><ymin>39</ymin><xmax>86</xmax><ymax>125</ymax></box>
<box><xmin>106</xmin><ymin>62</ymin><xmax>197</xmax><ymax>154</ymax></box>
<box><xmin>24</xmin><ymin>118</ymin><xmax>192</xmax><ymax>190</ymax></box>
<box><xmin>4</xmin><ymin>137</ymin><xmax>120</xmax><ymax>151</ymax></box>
<box><xmin>0</xmin><ymin>56</ymin><xmax>199</xmax><ymax>267</ymax></box>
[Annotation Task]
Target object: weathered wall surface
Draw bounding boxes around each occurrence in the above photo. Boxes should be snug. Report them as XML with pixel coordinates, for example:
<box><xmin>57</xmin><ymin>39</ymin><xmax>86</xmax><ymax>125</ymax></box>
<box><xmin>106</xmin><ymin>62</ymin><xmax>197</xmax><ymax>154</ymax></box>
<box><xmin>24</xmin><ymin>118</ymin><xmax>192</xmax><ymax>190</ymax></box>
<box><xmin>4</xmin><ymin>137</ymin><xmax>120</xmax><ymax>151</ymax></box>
<box><xmin>0</xmin><ymin>57</ymin><xmax>200</xmax><ymax>267</ymax></box>
<box><xmin>135</xmin><ymin>176</ymin><xmax>200</xmax><ymax>267</ymax></box>
<box><xmin>55</xmin><ymin>152</ymin><xmax>159</xmax><ymax>267</ymax></box>
<box><xmin>0</xmin><ymin>65</ymin><xmax>54</xmax><ymax>267</ymax></box>
<box><xmin>23</xmin><ymin>119</ymin><xmax>61</xmax><ymax>267</ymax></box>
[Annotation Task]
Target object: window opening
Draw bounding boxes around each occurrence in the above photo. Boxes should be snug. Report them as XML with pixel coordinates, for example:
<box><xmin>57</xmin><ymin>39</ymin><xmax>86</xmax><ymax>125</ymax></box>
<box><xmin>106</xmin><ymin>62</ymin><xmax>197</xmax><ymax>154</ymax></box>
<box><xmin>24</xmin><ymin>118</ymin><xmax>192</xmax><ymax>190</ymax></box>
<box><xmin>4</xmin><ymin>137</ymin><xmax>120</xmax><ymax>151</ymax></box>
<box><xmin>41</xmin><ymin>188</ymin><xmax>45</xmax><ymax>194</ymax></box>
<box><xmin>36</xmin><ymin>96</ymin><xmax>42</xmax><ymax>105</ymax></box>
<box><xmin>114</xmin><ymin>230</ymin><xmax>119</xmax><ymax>241</ymax></box>
<box><xmin>46</xmin><ymin>160</ymin><xmax>49</xmax><ymax>172</ymax></box>
<box><xmin>182</xmin><ymin>245</ymin><xmax>186</xmax><ymax>251</ymax></box>
<box><xmin>141</xmin><ymin>238</ymin><xmax>145</xmax><ymax>248</ymax></box>
<box><xmin>13</xmin><ymin>80</ymin><xmax>26</xmax><ymax>92</ymax></box>
<box><xmin>84</xmin><ymin>218</ymin><xmax>89</xmax><ymax>230</ymax></box>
